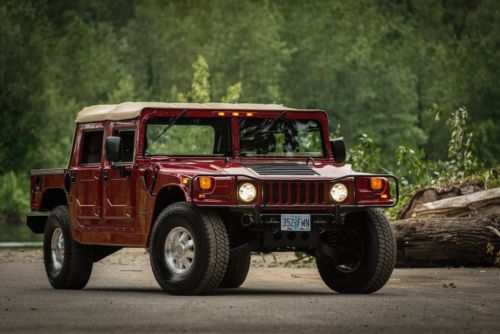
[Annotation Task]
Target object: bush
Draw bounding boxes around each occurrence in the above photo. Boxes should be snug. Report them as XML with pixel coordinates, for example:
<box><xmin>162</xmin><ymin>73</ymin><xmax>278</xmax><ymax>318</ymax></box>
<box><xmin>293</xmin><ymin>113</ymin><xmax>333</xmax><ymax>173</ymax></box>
<box><xmin>345</xmin><ymin>106</ymin><xmax>496</xmax><ymax>220</ymax></box>
<box><xmin>0</xmin><ymin>171</ymin><xmax>29</xmax><ymax>225</ymax></box>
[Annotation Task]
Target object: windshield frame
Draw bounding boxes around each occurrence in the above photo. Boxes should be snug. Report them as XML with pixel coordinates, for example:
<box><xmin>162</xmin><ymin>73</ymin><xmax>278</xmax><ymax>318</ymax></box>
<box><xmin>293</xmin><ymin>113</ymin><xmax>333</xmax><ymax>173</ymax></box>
<box><xmin>238</xmin><ymin>116</ymin><xmax>328</xmax><ymax>160</ymax></box>
<box><xmin>141</xmin><ymin>111</ymin><xmax>233</xmax><ymax>159</ymax></box>
<box><xmin>137</xmin><ymin>109</ymin><xmax>331</xmax><ymax>161</ymax></box>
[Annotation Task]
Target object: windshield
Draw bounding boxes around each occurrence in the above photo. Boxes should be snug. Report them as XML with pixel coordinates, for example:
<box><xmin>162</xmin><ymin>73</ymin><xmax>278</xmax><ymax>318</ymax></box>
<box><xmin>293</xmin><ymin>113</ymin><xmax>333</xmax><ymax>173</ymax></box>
<box><xmin>239</xmin><ymin>118</ymin><xmax>324</xmax><ymax>157</ymax></box>
<box><xmin>145</xmin><ymin>117</ymin><xmax>231</xmax><ymax>156</ymax></box>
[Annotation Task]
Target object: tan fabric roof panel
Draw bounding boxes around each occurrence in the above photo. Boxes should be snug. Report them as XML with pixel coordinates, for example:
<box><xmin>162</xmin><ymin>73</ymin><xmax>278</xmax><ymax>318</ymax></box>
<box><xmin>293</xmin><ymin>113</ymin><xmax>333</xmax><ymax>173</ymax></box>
<box><xmin>75</xmin><ymin>102</ymin><xmax>297</xmax><ymax>123</ymax></box>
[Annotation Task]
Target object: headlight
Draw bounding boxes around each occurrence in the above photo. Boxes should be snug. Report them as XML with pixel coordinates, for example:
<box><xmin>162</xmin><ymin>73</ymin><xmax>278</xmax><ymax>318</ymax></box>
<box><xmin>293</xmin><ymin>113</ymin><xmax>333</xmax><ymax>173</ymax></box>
<box><xmin>330</xmin><ymin>183</ymin><xmax>348</xmax><ymax>203</ymax></box>
<box><xmin>238</xmin><ymin>183</ymin><xmax>257</xmax><ymax>202</ymax></box>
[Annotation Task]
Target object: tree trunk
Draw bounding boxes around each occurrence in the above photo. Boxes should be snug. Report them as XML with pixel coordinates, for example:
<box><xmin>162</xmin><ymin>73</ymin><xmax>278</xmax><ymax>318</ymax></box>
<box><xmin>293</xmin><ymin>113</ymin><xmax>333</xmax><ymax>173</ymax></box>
<box><xmin>393</xmin><ymin>214</ymin><xmax>500</xmax><ymax>267</ymax></box>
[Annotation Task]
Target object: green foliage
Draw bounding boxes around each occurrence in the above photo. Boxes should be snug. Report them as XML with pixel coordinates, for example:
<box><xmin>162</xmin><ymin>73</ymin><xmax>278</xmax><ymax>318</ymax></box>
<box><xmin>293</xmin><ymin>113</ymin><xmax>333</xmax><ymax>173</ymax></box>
<box><xmin>395</xmin><ymin>107</ymin><xmax>482</xmax><ymax>187</ymax></box>
<box><xmin>447</xmin><ymin>107</ymin><xmax>481</xmax><ymax>177</ymax></box>
<box><xmin>108</xmin><ymin>74</ymin><xmax>136</xmax><ymax>103</ymax></box>
<box><xmin>396</xmin><ymin>146</ymin><xmax>434</xmax><ymax>186</ymax></box>
<box><xmin>348</xmin><ymin>134</ymin><xmax>386</xmax><ymax>174</ymax></box>
<box><xmin>347</xmin><ymin>107</ymin><xmax>494</xmax><ymax>220</ymax></box>
<box><xmin>1</xmin><ymin>0</ymin><xmax>500</xmax><ymax>226</ymax></box>
<box><xmin>177</xmin><ymin>55</ymin><xmax>241</xmax><ymax>104</ymax></box>
<box><xmin>0</xmin><ymin>224</ymin><xmax>43</xmax><ymax>242</ymax></box>
<box><xmin>0</xmin><ymin>172</ymin><xmax>29</xmax><ymax>225</ymax></box>
<box><xmin>188</xmin><ymin>55</ymin><xmax>211</xmax><ymax>103</ymax></box>
<box><xmin>221</xmin><ymin>82</ymin><xmax>242</xmax><ymax>103</ymax></box>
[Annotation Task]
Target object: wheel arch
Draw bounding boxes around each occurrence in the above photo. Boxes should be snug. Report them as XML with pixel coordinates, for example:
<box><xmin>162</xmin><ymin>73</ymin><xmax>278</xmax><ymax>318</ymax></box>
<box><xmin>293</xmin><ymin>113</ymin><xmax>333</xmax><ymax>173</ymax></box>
<box><xmin>27</xmin><ymin>188</ymin><xmax>68</xmax><ymax>234</ymax></box>
<box><xmin>148</xmin><ymin>185</ymin><xmax>188</xmax><ymax>245</ymax></box>
<box><xmin>41</xmin><ymin>188</ymin><xmax>68</xmax><ymax>211</ymax></box>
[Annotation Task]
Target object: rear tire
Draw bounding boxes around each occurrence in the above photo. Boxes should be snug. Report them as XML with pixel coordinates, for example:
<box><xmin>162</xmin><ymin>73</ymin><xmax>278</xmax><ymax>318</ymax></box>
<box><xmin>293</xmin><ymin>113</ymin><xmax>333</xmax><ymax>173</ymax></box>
<box><xmin>43</xmin><ymin>205</ymin><xmax>93</xmax><ymax>289</ymax></box>
<box><xmin>149</xmin><ymin>203</ymin><xmax>229</xmax><ymax>295</ymax></box>
<box><xmin>219</xmin><ymin>252</ymin><xmax>251</xmax><ymax>288</ymax></box>
<box><xmin>316</xmin><ymin>209</ymin><xmax>396</xmax><ymax>294</ymax></box>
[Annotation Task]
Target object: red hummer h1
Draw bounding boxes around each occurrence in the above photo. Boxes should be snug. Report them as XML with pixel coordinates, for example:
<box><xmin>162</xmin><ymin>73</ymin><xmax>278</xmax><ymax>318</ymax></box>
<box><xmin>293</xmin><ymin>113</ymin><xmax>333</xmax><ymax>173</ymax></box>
<box><xmin>28</xmin><ymin>102</ymin><xmax>398</xmax><ymax>295</ymax></box>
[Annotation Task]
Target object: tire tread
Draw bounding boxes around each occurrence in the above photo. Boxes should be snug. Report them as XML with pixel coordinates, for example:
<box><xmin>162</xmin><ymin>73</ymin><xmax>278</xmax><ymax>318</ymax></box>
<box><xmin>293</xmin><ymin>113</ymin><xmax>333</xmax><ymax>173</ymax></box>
<box><xmin>219</xmin><ymin>252</ymin><xmax>251</xmax><ymax>288</ymax></box>
<box><xmin>150</xmin><ymin>202</ymin><xmax>229</xmax><ymax>295</ymax></box>
<box><xmin>316</xmin><ymin>208</ymin><xmax>396</xmax><ymax>294</ymax></box>
<box><xmin>44</xmin><ymin>205</ymin><xmax>93</xmax><ymax>290</ymax></box>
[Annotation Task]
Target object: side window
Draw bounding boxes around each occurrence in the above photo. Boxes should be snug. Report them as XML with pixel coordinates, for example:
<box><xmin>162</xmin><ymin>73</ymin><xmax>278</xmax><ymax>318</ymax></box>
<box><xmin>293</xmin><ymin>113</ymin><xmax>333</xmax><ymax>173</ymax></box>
<box><xmin>81</xmin><ymin>131</ymin><xmax>103</xmax><ymax>164</ymax></box>
<box><xmin>113</xmin><ymin>129</ymin><xmax>135</xmax><ymax>162</ymax></box>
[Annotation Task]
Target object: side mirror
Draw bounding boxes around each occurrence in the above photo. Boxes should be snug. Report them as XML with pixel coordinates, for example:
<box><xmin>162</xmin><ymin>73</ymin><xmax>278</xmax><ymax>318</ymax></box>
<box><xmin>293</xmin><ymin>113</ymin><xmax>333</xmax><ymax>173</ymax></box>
<box><xmin>330</xmin><ymin>138</ymin><xmax>346</xmax><ymax>163</ymax></box>
<box><xmin>105</xmin><ymin>136</ymin><xmax>122</xmax><ymax>162</ymax></box>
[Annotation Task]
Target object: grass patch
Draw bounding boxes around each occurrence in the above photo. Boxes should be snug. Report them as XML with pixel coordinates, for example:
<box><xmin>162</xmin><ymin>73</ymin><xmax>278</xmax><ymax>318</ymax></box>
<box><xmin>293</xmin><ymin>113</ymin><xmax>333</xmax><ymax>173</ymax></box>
<box><xmin>0</xmin><ymin>224</ymin><xmax>43</xmax><ymax>242</ymax></box>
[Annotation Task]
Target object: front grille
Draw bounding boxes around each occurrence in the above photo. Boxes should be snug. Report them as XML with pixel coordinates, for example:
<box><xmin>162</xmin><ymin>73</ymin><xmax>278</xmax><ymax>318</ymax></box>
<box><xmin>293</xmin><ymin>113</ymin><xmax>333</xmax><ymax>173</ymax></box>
<box><xmin>262</xmin><ymin>181</ymin><xmax>328</xmax><ymax>205</ymax></box>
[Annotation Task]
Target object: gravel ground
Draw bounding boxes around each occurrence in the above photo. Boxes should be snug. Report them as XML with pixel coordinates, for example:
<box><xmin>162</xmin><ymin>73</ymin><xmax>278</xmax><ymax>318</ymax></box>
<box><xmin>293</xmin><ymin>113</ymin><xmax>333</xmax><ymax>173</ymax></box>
<box><xmin>0</xmin><ymin>248</ymin><xmax>499</xmax><ymax>333</ymax></box>
<box><xmin>0</xmin><ymin>248</ymin><xmax>312</xmax><ymax>268</ymax></box>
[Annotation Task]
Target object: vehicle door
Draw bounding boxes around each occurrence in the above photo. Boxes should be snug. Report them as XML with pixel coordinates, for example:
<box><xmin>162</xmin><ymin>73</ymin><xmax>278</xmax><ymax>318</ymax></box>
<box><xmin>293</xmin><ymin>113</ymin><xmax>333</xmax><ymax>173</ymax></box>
<box><xmin>102</xmin><ymin>124</ymin><xmax>136</xmax><ymax>227</ymax></box>
<box><xmin>71</xmin><ymin>125</ymin><xmax>104</xmax><ymax>227</ymax></box>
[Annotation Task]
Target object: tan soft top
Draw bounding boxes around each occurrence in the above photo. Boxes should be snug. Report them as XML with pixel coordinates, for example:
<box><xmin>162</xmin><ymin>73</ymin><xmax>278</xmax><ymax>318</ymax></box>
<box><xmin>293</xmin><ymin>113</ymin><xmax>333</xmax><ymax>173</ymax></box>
<box><xmin>76</xmin><ymin>102</ymin><xmax>298</xmax><ymax>123</ymax></box>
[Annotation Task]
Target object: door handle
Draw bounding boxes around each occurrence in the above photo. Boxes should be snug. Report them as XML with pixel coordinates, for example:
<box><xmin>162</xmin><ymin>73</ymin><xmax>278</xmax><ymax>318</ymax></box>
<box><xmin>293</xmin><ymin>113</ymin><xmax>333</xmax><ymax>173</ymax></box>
<box><xmin>70</xmin><ymin>170</ymin><xmax>76</xmax><ymax>183</ymax></box>
<box><xmin>103</xmin><ymin>169</ymin><xmax>109</xmax><ymax>183</ymax></box>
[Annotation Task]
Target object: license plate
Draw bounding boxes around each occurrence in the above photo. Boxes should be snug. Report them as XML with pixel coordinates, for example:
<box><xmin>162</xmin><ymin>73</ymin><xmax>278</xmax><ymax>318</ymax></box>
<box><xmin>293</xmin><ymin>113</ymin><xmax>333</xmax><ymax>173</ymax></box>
<box><xmin>280</xmin><ymin>214</ymin><xmax>311</xmax><ymax>231</ymax></box>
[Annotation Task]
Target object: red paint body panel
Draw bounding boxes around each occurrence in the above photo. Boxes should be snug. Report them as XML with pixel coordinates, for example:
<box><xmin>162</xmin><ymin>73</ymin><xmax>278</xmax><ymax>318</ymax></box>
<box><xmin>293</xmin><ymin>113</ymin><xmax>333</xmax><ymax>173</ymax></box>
<box><xmin>29</xmin><ymin>107</ymin><xmax>397</xmax><ymax>247</ymax></box>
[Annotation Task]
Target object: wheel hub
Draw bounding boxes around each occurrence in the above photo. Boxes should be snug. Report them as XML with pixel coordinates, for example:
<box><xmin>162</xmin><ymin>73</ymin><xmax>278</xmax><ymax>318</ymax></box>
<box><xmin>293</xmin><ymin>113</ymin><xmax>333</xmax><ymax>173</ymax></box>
<box><xmin>164</xmin><ymin>227</ymin><xmax>195</xmax><ymax>275</ymax></box>
<box><xmin>50</xmin><ymin>227</ymin><xmax>65</xmax><ymax>275</ymax></box>
<box><xmin>175</xmin><ymin>244</ymin><xmax>185</xmax><ymax>256</ymax></box>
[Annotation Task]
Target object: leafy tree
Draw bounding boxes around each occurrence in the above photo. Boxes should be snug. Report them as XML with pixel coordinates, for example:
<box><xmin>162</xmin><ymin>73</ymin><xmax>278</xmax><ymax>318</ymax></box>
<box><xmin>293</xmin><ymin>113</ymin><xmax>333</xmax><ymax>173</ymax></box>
<box><xmin>0</xmin><ymin>172</ymin><xmax>28</xmax><ymax>225</ymax></box>
<box><xmin>177</xmin><ymin>55</ymin><xmax>241</xmax><ymax>103</ymax></box>
<box><xmin>0</xmin><ymin>2</ymin><xmax>51</xmax><ymax>172</ymax></box>
<box><xmin>1</xmin><ymin>0</ymin><xmax>500</xmax><ymax>225</ymax></box>
<box><xmin>108</xmin><ymin>74</ymin><xmax>136</xmax><ymax>103</ymax></box>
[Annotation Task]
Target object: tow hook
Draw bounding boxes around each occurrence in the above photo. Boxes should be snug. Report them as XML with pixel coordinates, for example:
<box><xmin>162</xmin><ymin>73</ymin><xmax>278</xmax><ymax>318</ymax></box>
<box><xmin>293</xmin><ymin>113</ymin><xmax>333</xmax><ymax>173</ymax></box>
<box><xmin>241</xmin><ymin>213</ymin><xmax>254</xmax><ymax>227</ymax></box>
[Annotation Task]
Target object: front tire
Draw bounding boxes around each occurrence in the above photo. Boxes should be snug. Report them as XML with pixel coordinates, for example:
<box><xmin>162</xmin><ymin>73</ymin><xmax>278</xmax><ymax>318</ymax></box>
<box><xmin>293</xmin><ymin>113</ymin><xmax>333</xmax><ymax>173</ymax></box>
<box><xmin>219</xmin><ymin>252</ymin><xmax>251</xmax><ymax>288</ymax></box>
<box><xmin>316</xmin><ymin>209</ymin><xmax>396</xmax><ymax>294</ymax></box>
<box><xmin>149</xmin><ymin>203</ymin><xmax>229</xmax><ymax>295</ymax></box>
<box><xmin>43</xmin><ymin>205</ymin><xmax>93</xmax><ymax>289</ymax></box>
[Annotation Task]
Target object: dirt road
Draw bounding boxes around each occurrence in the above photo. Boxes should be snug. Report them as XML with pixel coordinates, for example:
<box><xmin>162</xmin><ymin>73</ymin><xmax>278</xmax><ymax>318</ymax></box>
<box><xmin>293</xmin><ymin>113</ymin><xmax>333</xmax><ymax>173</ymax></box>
<box><xmin>0</xmin><ymin>249</ymin><xmax>498</xmax><ymax>333</ymax></box>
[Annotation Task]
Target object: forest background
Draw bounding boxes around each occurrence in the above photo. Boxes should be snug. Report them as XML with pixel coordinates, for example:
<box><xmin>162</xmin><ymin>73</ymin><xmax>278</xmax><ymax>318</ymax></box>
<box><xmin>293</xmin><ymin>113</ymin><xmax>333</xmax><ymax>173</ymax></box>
<box><xmin>1</xmin><ymin>0</ymin><xmax>499</xmax><ymax>236</ymax></box>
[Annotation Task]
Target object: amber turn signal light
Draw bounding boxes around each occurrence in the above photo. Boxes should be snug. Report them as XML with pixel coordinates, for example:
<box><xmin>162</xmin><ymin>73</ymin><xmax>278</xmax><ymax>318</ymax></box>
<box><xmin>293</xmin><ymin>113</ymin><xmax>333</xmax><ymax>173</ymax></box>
<box><xmin>198</xmin><ymin>177</ymin><xmax>213</xmax><ymax>190</ymax></box>
<box><xmin>370</xmin><ymin>177</ymin><xmax>383</xmax><ymax>191</ymax></box>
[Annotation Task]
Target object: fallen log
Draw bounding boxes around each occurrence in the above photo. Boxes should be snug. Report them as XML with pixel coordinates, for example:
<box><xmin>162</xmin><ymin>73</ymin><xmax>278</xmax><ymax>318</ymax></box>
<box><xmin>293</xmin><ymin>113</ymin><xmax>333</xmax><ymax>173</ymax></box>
<box><xmin>393</xmin><ymin>214</ymin><xmax>500</xmax><ymax>267</ymax></box>
<box><xmin>413</xmin><ymin>187</ymin><xmax>500</xmax><ymax>217</ymax></box>
<box><xmin>397</xmin><ymin>187</ymin><xmax>461</xmax><ymax>219</ymax></box>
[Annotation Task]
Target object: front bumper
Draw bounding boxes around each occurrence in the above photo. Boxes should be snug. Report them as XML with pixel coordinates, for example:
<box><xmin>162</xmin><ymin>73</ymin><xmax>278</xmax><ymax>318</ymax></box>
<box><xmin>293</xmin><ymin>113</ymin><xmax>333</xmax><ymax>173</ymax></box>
<box><xmin>190</xmin><ymin>173</ymin><xmax>399</xmax><ymax>209</ymax></box>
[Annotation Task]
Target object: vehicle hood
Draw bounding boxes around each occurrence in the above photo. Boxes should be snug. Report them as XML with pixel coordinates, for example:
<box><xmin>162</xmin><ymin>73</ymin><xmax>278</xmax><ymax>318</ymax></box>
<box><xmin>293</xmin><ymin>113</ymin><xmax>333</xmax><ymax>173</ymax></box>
<box><xmin>155</xmin><ymin>159</ymin><xmax>357</xmax><ymax>180</ymax></box>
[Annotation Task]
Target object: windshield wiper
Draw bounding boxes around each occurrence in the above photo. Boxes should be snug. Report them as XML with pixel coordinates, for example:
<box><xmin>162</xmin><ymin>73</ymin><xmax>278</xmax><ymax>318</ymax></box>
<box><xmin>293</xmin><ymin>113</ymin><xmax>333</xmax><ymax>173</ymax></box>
<box><xmin>152</xmin><ymin>109</ymin><xmax>187</xmax><ymax>142</ymax></box>
<box><xmin>247</xmin><ymin>110</ymin><xmax>288</xmax><ymax>140</ymax></box>
<box><xmin>273</xmin><ymin>110</ymin><xmax>287</xmax><ymax>120</ymax></box>
<box><xmin>269</xmin><ymin>110</ymin><xmax>288</xmax><ymax>129</ymax></box>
